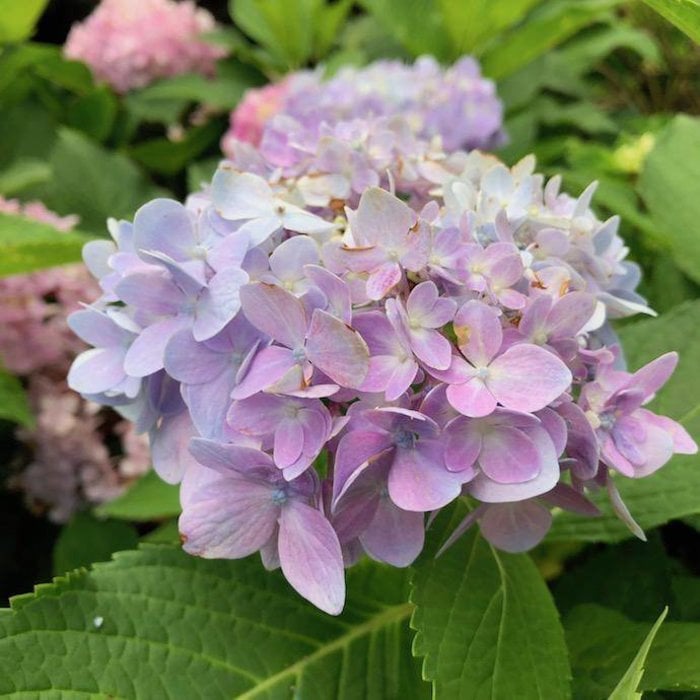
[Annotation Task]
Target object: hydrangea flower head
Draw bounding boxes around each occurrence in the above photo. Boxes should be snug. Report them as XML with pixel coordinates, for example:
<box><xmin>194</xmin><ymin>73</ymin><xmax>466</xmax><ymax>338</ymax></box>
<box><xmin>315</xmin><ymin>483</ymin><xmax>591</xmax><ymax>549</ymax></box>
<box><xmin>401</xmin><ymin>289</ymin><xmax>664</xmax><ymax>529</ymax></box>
<box><xmin>68</xmin><ymin>69</ymin><xmax>696</xmax><ymax>612</ymax></box>
<box><xmin>64</xmin><ymin>0</ymin><xmax>227</xmax><ymax>93</ymax></box>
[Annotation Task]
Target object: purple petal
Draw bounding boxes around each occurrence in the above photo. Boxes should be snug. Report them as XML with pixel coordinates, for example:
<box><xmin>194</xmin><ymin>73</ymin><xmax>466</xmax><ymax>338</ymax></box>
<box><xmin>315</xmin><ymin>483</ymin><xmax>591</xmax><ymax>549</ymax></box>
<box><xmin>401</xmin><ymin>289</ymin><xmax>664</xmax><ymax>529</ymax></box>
<box><xmin>182</xmin><ymin>373</ymin><xmax>236</xmax><ymax>440</ymax></box>
<box><xmin>278</xmin><ymin>502</ymin><xmax>345</xmax><ymax>615</ymax></box>
<box><xmin>444</xmin><ymin>417</ymin><xmax>481</xmax><ymax>474</ymax></box>
<box><xmin>409</xmin><ymin>327</ymin><xmax>452</xmax><ymax>370</ymax></box>
<box><xmin>360</xmin><ymin>500</ymin><xmax>424</xmax><ymax>567</ymax></box>
<box><xmin>366</xmin><ymin>261</ymin><xmax>402</xmax><ymax>300</ymax></box>
<box><xmin>68</xmin><ymin>308</ymin><xmax>131</xmax><ymax>348</ymax></box>
<box><xmin>388</xmin><ymin>440</ymin><xmax>462</xmax><ymax>511</ymax></box>
<box><xmin>446</xmin><ymin>378</ymin><xmax>497</xmax><ymax>418</ymax></box>
<box><xmin>133</xmin><ymin>199</ymin><xmax>194</xmax><ymax>262</ymax></box>
<box><xmin>352</xmin><ymin>187</ymin><xmax>416</xmax><ymax>247</ymax></box>
<box><xmin>479</xmin><ymin>502</ymin><xmax>552</xmax><ymax>553</ymax></box>
<box><xmin>629</xmin><ymin>352</ymin><xmax>678</xmax><ymax>400</ymax></box>
<box><xmin>305</xmin><ymin>309</ymin><xmax>369</xmax><ymax>388</ymax></box>
<box><xmin>274</xmin><ymin>418</ymin><xmax>304</xmax><ymax>469</ymax></box>
<box><xmin>68</xmin><ymin>347</ymin><xmax>126</xmax><ymax>395</ymax></box>
<box><xmin>193</xmin><ymin>268</ymin><xmax>248</xmax><ymax>342</ymax></box>
<box><xmin>165</xmin><ymin>330</ymin><xmax>226</xmax><ymax>384</ymax></box>
<box><xmin>150</xmin><ymin>410</ymin><xmax>199</xmax><ymax>483</ymax></box>
<box><xmin>545</xmin><ymin>291</ymin><xmax>597</xmax><ymax>339</ymax></box>
<box><xmin>479</xmin><ymin>426</ymin><xmax>541</xmax><ymax>484</ymax></box>
<box><xmin>115</xmin><ymin>272</ymin><xmax>182</xmax><ymax>315</ymax></box>
<box><xmin>231</xmin><ymin>346</ymin><xmax>297</xmax><ymax>399</ymax></box>
<box><xmin>179</xmin><ymin>473</ymin><xmax>279</xmax><ymax>558</ymax></box>
<box><xmin>212</xmin><ymin>169</ymin><xmax>274</xmax><ymax>220</ymax></box>
<box><xmin>124</xmin><ymin>317</ymin><xmax>188</xmax><ymax>377</ymax></box>
<box><xmin>240</xmin><ymin>283</ymin><xmax>307</xmax><ymax>349</ymax></box>
<box><xmin>488</xmin><ymin>344</ymin><xmax>571</xmax><ymax>413</ymax></box>
<box><xmin>453</xmin><ymin>300</ymin><xmax>502</xmax><ymax>366</ymax></box>
<box><xmin>469</xmin><ymin>425</ymin><xmax>559</xmax><ymax>503</ymax></box>
<box><xmin>189</xmin><ymin>437</ymin><xmax>274</xmax><ymax>475</ymax></box>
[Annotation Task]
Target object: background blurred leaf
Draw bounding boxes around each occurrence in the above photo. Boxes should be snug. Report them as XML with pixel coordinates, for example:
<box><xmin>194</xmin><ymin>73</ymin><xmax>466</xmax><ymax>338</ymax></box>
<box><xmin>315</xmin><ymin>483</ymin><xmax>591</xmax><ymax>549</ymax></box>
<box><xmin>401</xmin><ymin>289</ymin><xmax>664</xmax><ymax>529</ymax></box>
<box><xmin>95</xmin><ymin>471</ymin><xmax>180</xmax><ymax>522</ymax></box>
<box><xmin>438</xmin><ymin>0</ymin><xmax>542</xmax><ymax>55</ymax></box>
<box><xmin>0</xmin><ymin>158</ymin><xmax>51</xmax><ymax>197</ymax></box>
<box><xmin>0</xmin><ymin>370</ymin><xmax>32</xmax><ymax>427</ymax></box>
<box><xmin>43</xmin><ymin>128</ymin><xmax>168</xmax><ymax>233</ymax></box>
<box><xmin>481</xmin><ymin>0</ymin><xmax>620</xmax><ymax>79</ymax></box>
<box><xmin>0</xmin><ymin>212</ymin><xmax>90</xmax><ymax>275</ymax></box>
<box><xmin>358</xmin><ymin>0</ymin><xmax>452</xmax><ymax>60</ymax></box>
<box><xmin>565</xmin><ymin>604</ymin><xmax>700</xmax><ymax>697</ymax></box>
<box><xmin>548</xmin><ymin>299</ymin><xmax>700</xmax><ymax>542</ymax></box>
<box><xmin>52</xmin><ymin>513</ymin><xmax>139</xmax><ymax>575</ymax></box>
<box><xmin>642</xmin><ymin>0</ymin><xmax>700</xmax><ymax>43</ymax></box>
<box><xmin>639</xmin><ymin>115</ymin><xmax>700</xmax><ymax>285</ymax></box>
<box><xmin>411</xmin><ymin>508</ymin><xmax>571</xmax><ymax>698</ymax></box>
<box><xmin>0</xmin><ymin>0</ymin><xmax>48</xmax><ymax>43</ymax></box>
<box><xmin>66</xmin><ymin>87</ymin><xmax>117</xmax><ymax>142</ymax></box>
<box><xmin>1</xmin><ymin>546</ymin><xmax>429</xmax><ymax>698</ymax></box>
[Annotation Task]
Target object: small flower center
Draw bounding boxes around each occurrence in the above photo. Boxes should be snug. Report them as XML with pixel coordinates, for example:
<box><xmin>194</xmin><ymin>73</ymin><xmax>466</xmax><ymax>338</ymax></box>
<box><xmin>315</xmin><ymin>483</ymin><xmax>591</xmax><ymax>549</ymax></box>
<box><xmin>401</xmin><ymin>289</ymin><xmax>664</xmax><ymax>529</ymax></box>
<box><xmin>271</xmin><ymin>488</ymin><xmax>288</xmax><ymax>505</ymax></box>
<box><xmin>475</xmin><ymin>366</ymin><xmax>490</xmax><ymax>380</ymax></box>
<box><xmin>292</xmin><ymin>346</ymin><xmax>306</xmax><ymax>363</ymax></box>
<box><xmin>598</xmin><ymin>411</ymin><xmax>616</xmax><ymax>430</ymax></box>
<box><xmin>394</xmin><ymin>428</ymin><xmax>418</xmax><ymax>449</ymax></box>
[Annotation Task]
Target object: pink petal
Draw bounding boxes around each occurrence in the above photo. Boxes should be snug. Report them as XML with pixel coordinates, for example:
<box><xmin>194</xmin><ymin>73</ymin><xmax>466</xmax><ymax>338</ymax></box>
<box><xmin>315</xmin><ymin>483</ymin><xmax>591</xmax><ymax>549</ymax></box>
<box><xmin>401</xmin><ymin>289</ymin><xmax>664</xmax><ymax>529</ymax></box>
<box><xmin>446</xmin><ymin>378</ymin><xmax>497</xmax><ymax>418</ymax></box>
<box><xmin>305</xmin><ymin>309</ymin><xmax>369</xmax><ymax>388</ymax></box>
<box><xmin>453</xmin><ymin>300</ymin><xmax>502</xmax><ymax>366</ymax></box>
<box><xmin>444</xmin><ymin>418</ymin><xmax>481</xmax><ymax>474</ymax></box>
<box><xmin>488</xmin><ymin>344</ymin><xmax>571</xmax><ymax>413</ymax></box>
<box><xmin>360</xmin><ymin>500</ymin><xmax>424</xmax><ymax>567</ymax></box>
<box><xmin>278</xmin><ymin>502</ymin><xmax>346</xmax><ymax>615</ymax></box>
<box><xmin>366</xmin><ymin>261</ymin><xmax>402</xmax><ymax>300</ymax></box>
<box><xmin>274</xmin><ymin>418</ymin><xmax>304</xmax><ymax>469</ymax></box>
<box><xmin>479</xmin><ymin>426</ymin><xmax>541</xmax><ymax>484</ymax></box>
<box><xmin>353</xmin><ymin>187</ymin><xmax>416</xmax><ymax>248</ymax></box>
<box><xmin>409</xmin><ymin>327</ymin><xmax>452</xmax><ymax>370</ymax></box>
<box><xmin>387</xmin><ymin>441</ymin><xmax>462</xmax><ymax>512</ymax></box>
<box><xmin>479</xmin><ymin>502</ymin><xmax>552</xmax><ymax>553</ymax></box>
<box><xmin>240</xmin><ymin>283</ymin><xmax>307</xmax><ymax>349</ymax></box>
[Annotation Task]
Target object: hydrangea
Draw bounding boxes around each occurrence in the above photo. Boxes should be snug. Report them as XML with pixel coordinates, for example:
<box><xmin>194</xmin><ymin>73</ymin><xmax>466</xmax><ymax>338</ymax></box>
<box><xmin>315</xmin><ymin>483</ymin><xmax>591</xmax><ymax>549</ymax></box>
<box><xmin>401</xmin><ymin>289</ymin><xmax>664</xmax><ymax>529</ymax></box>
<box><xmin>221</xmin><ymin>57</ymin><xmax>504</xmax><ymax>205</ymax></box>
<box><xmin>68</xmin><ymin>64</ymin><xmax>695</xmax><ymax>614</ymax></box>
<box><xmin>64</xmin><ymin>0</ymin><xmax>227</xmax><ymax>93</ymax></box>
<box><xmin>0</xmin><ymin>197</ymin><xmax>149</xmax><ymax>521</ymax></box>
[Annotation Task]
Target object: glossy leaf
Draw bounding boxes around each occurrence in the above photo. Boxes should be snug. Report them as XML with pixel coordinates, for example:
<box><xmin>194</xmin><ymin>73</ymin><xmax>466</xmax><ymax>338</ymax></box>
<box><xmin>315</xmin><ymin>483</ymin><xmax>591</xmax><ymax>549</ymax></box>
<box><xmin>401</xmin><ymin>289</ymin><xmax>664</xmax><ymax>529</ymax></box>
<box><xmin>0</xmin><ymin>546</ymin><xmax>429</xmax><ymax>699</ymax></box>
<box><xmin>642</xmin><ymin>0</ymin><xmax>700</xmax><ymax>43</ymax></box>
<box><xmin>411</xmin><ymin>508</ymin><xmax>571</xmax><ymax>698</ymax></box>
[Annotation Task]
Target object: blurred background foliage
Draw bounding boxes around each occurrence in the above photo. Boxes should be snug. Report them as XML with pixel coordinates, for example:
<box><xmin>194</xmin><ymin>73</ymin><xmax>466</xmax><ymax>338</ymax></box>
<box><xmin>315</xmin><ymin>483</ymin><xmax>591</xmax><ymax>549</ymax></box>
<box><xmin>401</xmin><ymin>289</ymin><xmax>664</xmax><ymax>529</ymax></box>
<box><xmin>1</xmin><ymin>2</ymin><xmax>700</xmax><ymax>696</ymax></box>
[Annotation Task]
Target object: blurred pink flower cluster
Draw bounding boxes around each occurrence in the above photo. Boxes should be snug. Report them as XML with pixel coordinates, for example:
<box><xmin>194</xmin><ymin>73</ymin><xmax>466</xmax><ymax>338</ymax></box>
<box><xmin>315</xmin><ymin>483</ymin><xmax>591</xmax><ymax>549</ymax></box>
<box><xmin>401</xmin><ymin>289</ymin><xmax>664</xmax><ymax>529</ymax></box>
<box><xmin>64</xmin><ymin>0</ymin><xmax>227</xmax><ymax>93</ymax></box>
<box><xmin>0</xmin><ymin>196</ymin><xmax>149</xmax><ymax>522</ymax></box>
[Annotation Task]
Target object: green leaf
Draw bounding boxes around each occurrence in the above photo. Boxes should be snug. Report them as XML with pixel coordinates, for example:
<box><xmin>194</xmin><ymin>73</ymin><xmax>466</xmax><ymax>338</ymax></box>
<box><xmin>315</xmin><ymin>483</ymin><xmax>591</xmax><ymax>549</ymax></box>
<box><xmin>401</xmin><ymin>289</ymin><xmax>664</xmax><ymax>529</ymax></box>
<box><xmin>638</xmin><ymin>115</ymin><xmax>700</xmax><ymax>284</ymax></box>
<box><xmin>0</xmin><ymin>369</ymin><xmax>32</xmax><ymax>426</ymax></box>
<box><xmin>0</xmin><ymin>212</ymin><xmax>91</xmax><ymax>276</ymax></box>
<box><xmin>0</xmin><ymin>546</ymin><xmax>429</xmax><ymax>698</ymax></box>
<box><xmin>43</xmin><ymin>128</ymin><xmax>168</xmax><ymax>234</ymax></box>
<box><xmin>609</xmin><ymin>608</ymin><xmax>668</xmax><ymax>700</ymax></box>
<box><xmin>359</xmin><ymin>0</ymin><xmax>452</xmax><ymax>60</ymax></box>
<box><xmin>642</xmin><ymin>0</ymin><xmax>700</xmax><ymax>43</ymax></box>
<box><xmin>52</xmin><ymin>513</ymin><xmax>139</xmax><ymax>576</ymax></box>
<box><xmin>411</xmin><ymin>508</ymin><xmax>571</xmax><ymax>698</ymax></box>
<box><xmin>566</xmin><ymin>604</ymin><xmax>700</xmax><ymax>697</ymax></box>
<box><xmin>187</xmin><ymin>157</ymin><xmax>221</xmax><ymax>192</ymax></box>
<box><xmin>128</xmin><ymin>120</ymin><xmax>222</xmax><ymax>176</ymax></box>
<box><xmin>549</xmin><ymin>300</ymin><xmax>700</xmax><ymax>542</ymax></box>
<box><xmin>66</xmin><ymin>88</ymin><xmax>117</xmax><ymax>142</ymax></box>
<box><xmin>0</xmin><ymin>0</ymin><xmax>48</xmax><ymax>43</ymax></box>
<box><xmin>552</xmin><ymin>536</ymin><xmax>674</xmax><ymax>621</ymax></box>
<box><xmin>94</xmin><ymin>470</ymin><xmax>181</xmax><ymax>522</ymax></box>
<box><xmin>437</xmin><ymin>0</ymin><xmax>542</xmax><ymax>55</ymax></box>
<box><xmin>0</xmin><ymin>157</ymin><xmax>51</xmax><ymax>196</ymax></box>
<box><xmin>481</xmin><ymin>0</ymin><xmax>620</xmax><ymax>79</ymax></box>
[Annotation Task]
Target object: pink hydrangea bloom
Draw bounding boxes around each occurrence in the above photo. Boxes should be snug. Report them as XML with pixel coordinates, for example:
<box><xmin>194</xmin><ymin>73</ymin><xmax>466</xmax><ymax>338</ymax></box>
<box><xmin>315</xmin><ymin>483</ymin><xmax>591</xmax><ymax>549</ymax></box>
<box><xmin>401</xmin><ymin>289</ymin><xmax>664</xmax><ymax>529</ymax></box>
<box><xmin>0</xmin><ymin>197</ymin><xmax>149</xmax><ymax>521</ymax></box>
<box><xmin>64</xmin><ymin>0</ymin><xmax>227</xmax><ymax>93</ymax></box>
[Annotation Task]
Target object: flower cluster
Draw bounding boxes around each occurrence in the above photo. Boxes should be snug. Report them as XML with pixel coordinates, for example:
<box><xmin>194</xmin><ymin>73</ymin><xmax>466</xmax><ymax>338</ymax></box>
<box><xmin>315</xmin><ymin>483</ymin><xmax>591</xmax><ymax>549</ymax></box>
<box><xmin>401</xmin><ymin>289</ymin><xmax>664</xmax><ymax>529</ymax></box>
<box><xmin>68</xmin><ymin>132</ymin><xmax>697</xmax><ymax>612</ymax></box>
<box><xmin>0</xmin><ymin>197</ymin><xmax>149</xmax><ymax>521</ymax></box>
<box><xmin>221</xmin><ymin>57</ymin><xmax>504</xmax><ymax>205</ymax></box>
<box><xmin>64</xmin><ymin>0</ymin><xmax>227</xmax><ymax>93</ymax></box>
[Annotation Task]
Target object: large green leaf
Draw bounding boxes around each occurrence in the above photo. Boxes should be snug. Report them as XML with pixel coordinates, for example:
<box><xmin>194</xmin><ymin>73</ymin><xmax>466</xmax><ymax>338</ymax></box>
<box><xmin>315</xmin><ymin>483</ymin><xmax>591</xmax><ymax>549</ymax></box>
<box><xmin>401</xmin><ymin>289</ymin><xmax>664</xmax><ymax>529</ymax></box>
<box><xmin>359</xmin><ymin>0</ymin><xmax>453</xmax><ymax>60</ymax></box>
<box><xmin>548</xmin><ymin>299</ymin><xmax>700</xmax><ymax>542</ymax></box>
<box><xmin>638</xmin><ymin>115</ymin><xmax>700</xmax><ymax>284</ymax></box>
<box><xmin>411</xmin><ymin>508</ymin><xmax>571</xmax><ymax>698</ymax></box>
<box><xmin>609</xmin><ymin>608</ymin><xmax>668</xmax><ymax>700</ymax></box>
<box><xmin>0</xmin><ymin>369</ymin><xmax>32</xmax><ymax>426</ymax></box>
<box><xmin>437</xmin><ymin>0</ymin><xmax>542</xmax><ymax>55</ymax></box>
<box><xmin>566</xmin><ymin>604</ymin><xmax>700</xmax><ymax>698</ymax></box>
<box><xmin>44</xmin><ymin>129</ymin><xmax>168</xmax><ymax>234</ymax></box>
<box><xmin>0</xmin><ymin>546</ymin><xmax>429</xmax><ymax>698</ymax></box>
<box><xmin>0</xmin><ymin>158</ymin><xmax>51</xmax><ymax>196</ymax></box>
<box><xmin>481</xmin><ymin>0</ymin><xmax>620</xmax><ymax>79</ymax></box>
<box><xmin>0</xmin><ymin>0</ymin><xmax>48</xmax><ymax>43</ymax></box>
<box><xmin>642</xmin><ymin>0</ymin><xmax>700</xmax><ymax>43</ymax></box>
<box><xmin>0</xmin><ymin>212</ymin><xmax>91</xmax><ymax>276</ymax></box>
<box><xmin>94</xmin><ymin>470</ymin><xmax>181</xmax><ymax>522</ymax></box>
